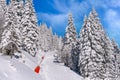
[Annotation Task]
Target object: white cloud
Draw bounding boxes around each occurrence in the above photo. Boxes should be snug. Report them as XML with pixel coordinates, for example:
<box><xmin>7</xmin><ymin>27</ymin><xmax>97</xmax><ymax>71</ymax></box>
<box><xmin>37</xmin><ymin>0</ymin><xmax>120</xmax><ymax>27</ymax></box>
<box><xmin>88</xmin><ymin>0</ymin><xmax>107</xmax><ymax>9</ymax></box>
<box><xmin>70</xmin><ymin>1</ymin><xmax>89</xmax><ymax>16</ymax></box>
<box><xmin>52</xmin><ymin>0</ymin><xmax>69</xmax><ymax>13</ymax></box>
<box><xmin>85</xmin><ymin>0</ymin><xmax>120</xmax><ymax>10</ymax></box>
<box><xmin>105</xmin><ymin>9</ymin><xmax>120</xmax><ymax>29</ymax></box>
<box><xmin>37</xmin><ymin>12</ymin><xmax>68</xmax><ymax>28</ymax></box>
<box><xmin>50</xmin><ymin>0</ymin><xmax>90</xmax><ymax>16</ymax></box>
<box><xmin>108</xmin><ymin>0</ymin><xmax>120</xmax><ymax>8</ymax></box>
<box><xmin>105</xmin><ymin>9</ymin><xmax>120</xmax><ymax>44</ymax></box>
<box><xmin>36</xmin><ymin>0</ymin><xmax>90</xmax><ymax>29</ymax></box>
<box><xmin>37</xmin><ymin>0</ymin><xmax>120</xmax><ymax>28</ymax></box>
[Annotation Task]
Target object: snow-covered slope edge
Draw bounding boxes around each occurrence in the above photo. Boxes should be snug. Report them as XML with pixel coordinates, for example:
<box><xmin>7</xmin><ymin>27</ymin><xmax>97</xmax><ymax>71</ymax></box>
<box><xmin>0</xmin><ymin>55</ymin><xmax>41</xmax><ymax>80</ymax></box>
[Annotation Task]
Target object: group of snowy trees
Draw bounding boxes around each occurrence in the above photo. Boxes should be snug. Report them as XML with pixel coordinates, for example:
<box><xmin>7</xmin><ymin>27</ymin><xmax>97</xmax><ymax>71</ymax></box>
<box><xmin>38</xmin><ymin>23</ymin><xmax>61</xmax><ymax>52</ymax></box>
<box><xmin>61</xmin><ymin>13</ymin><xmax>77</xmax><ymax>67</ymax></box>
<box><xmin>0</xmin><ymin>0</ymin><xmax>61</xmax><ymax>57</ymax></box>
<box><xmin>61</xmin><ymin>8</ymin><xmax>120</xmax><ymax>79</ymax></box>
<box><xmin>0</xmin><ymin>0</ymin><xmax>38</xmax><ymax>57</ymax></box>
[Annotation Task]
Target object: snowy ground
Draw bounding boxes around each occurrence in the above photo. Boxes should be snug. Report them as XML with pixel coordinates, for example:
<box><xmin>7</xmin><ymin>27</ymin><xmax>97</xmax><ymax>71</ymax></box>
<box><xmin>0</xmin><ymin>51</ymin><xmax>83</xmax><ymax>80</ymax></box>
<box><xmin>40</xmin><ymin>51</ymin><xmax>83</xmax><ymax>80</ymax></box>
<box><xmin>0</xmin><ymin>56</ymin><xmax>41</xmax><ymax>80</ymax></box>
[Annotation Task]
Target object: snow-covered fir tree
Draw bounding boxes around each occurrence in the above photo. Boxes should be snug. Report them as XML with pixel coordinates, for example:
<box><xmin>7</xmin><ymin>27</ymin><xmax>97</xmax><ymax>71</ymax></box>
<box><xmin>0</xmin><ymin>0</ymin><xmax>39</xmax><ymax>57</ymax></box>
<box><xmin>38</xmin><ymin>24</ymin><xmax>59</xmax><ymax>52</ymax></box>
<box><xmin>39</xmin><ymin>24</ymin><xmax>50</xmax><ymax>51</ymax></box>
<box><xmin>0</xmin><ymin>0</ymin><xmax>7</xmax><ymax>13</ymax></box>
<box><xmin>0</xmin><ymin>0</ymin><xmax>22</xmax><ymax>56</ymax></box>
<box><xmin>22</xmin><ymin>0</ymin><xmax>39</xmax><ymax>56</ymax></box>
<box><xmin>79</xmin><ymin>8</ymin><xmax>116</xmax><ymax>79</ymax></box>
<box><xmin>56</xmin><ymin>36</ymin><xmax>63</xmax><ymax>62</ymax></box>
<box><xmin>61</xmin><ymin>13</ymin><xmax>77</xmax><ymax>67</ymax></box>
<box><xmin>111</xmin><ymin>39</ymin><xmax>120</xmax><ymax>78</ymax></box>
<box><xmin>58</xmin><ymin>36</ymin><xmax>63</xmax><ymax>51</ymax></box>
<box><xmin>46</xmin><ymin>27</ymin><xmax>53</xmax><ymax>50</ymax></box>
<box><xmin>112</xmin><ymin>39</ymin><xmax>120</xmax><ymax>54</ymax></box>
<box><xmin>52</xmin><ymin>33</ymin><xmax>59</xmax><ymax>51</ymax></box>
<box><xmin>0</xmin><ymin>4</ymin><xmax>5</xmax><ymax>42</ymax></box>
<box><xmin>103</xmin><ymin>37</ymin><xmax>116</xmax><ymax>79</ymax></box>
<box><xmin>11</xmin><ymin>0</ymin><xmax>24</xmax><ymax>48</ymax></box>
<box><xmin>70</xmin><ymin>41</ymin><xmax>80</xmax><ymax>72</ymax></box>
<box><xmin>115</xmin><ymin>52</ymin><xmax>120</xmax><ymax>79</ymax></box>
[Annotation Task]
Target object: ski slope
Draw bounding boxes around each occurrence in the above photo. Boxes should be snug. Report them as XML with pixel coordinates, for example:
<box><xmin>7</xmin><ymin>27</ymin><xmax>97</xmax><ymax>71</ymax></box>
<box><xmin>0</xmin><ymin>51</ymin><xmax>83</xmax><ymax>80</ymax></box>
<box><xmin>40</xmin><ymin>51</ymin><xmax>83</xmax><ymax>80</ymax></box>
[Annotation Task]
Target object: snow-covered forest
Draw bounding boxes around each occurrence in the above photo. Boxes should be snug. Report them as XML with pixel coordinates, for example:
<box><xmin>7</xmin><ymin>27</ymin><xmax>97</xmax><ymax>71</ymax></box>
<box><xmin>0</xmin><ymin>0</ymin><xmax>61</xmax><ymax>57</ymax></box>
<box><xmin>0</xmin><ymin>0</ymin><xmax>120</xmax><ymax>80</ymax></box>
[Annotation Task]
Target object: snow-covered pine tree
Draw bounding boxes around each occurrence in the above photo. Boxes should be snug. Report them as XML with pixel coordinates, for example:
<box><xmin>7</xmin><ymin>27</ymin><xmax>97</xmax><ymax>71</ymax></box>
<box><xmin>103</xmin><ymin>37</ymin><xmax>116</xmax><ymax>79</ymax></box>
<box><xmin>70</xmin><ymin>41</ymin><xmax>80</xmax><ymax>72</ymax></box>
<box><xmin>79</xmin><ymin>8</ymin><xmax>116</xmax><ymax>79</ymax></box>
<box><xmin>38</xmin><ymin>24</ymin><xmax>55</xmax><ymax>52</ymax></box>
<box><xmin>38</xmin><ymin>24</ymin><xmax>43</xmax><ymax>51</ymax></box>
<box><xmin>111</xmin><ymin>39</ymin><xmax>120</xmax><ymax>78</ymax></box>
<box><xmin>58</xmin><ymin>36</ymin><xmax>63</xmax><ymax>51</ymax></box>
<box><xmin>22</xmin><ymin>0</ymin><xmax>39</xmax><ymax>56</ymax></box>
<box><xmin>22</xmin><ymin>0</ymin><xmax>31</xmax><ymax>50</ymax></box>
<box><xmin>0</xmin><ymin>3</ymin><xmax>5</xmax><ymax>42</ymax></box>
<box><xmin>12</xmin><ymin>0</ymin><xmax>24</xmax><ymax>48</ymax></box>
<box><xmin>0</xmin><ymin>0</ymin><xmax>7</xmax><ymax>13</ymax></box>
<box><xmin>112</xmin><ymin>39</ymin><xmax>120</xmax><ymax>54</ymax></box>
<box><xmin>115</xmin><ymin>53</ymin><xmax>120</xmax><ymax>79</ymax></box>
<box><xmin>52</xmin><ymin>33</ymin><xmax>59</xmax><ymax>51</ymax></box>
<box><xmin>0</xmin><ymin>0</ymin><xmax>21</xmax><ymax>56</ymax></box>
<box><xmin>62</xmin><ymin>13</ymin><xmax>77</xmax><ymax>67</ymax></box>
<box><xmin>39</xmin><ymin>24</ymin><xmax>49</xmax><ymax>51</ymax></box>
<box><xmin>56</xmin><ymin>36</ymin><xmax>63</xmax><ymax>62</ymax></box>
<box><xmin>45</xmin><ymin>26</ymin><xmax>53</xmax><ymax>51</ymax></box>
<box><xmin>53</xmin><ymin>35</ymin><xmax>62</xmax><ymax>62</ymax></box>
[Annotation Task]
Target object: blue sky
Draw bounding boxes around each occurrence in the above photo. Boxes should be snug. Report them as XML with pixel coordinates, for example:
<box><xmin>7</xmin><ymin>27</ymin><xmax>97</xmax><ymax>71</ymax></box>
<box><xmin>33</xmin><ymin>0</ymin><xmax>120</xmax><ymax>46</ymax></box>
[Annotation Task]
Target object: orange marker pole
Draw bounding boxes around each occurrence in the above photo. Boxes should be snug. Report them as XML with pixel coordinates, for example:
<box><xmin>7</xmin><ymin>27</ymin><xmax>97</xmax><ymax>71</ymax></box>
<box><xmin>34</xmin><ymin>56</ymin><xmax>45</xmax><ymax>74</ymax></box>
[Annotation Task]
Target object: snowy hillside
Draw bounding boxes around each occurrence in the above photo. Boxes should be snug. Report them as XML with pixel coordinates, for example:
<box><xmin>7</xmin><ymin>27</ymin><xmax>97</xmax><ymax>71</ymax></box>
<box><xmin>40</xmin><ymin>51</ymin><xmax>83</xmax><ymax>80</ymax></box>
<box><xmin>0</xmin><ymin>56</ymin><xmax>41</xmax><ymax>80</ymax></box>
<box><xmin>0</xmin><ymin>51</ymin><xmax>84</xmax><ymax>80</ymax></box>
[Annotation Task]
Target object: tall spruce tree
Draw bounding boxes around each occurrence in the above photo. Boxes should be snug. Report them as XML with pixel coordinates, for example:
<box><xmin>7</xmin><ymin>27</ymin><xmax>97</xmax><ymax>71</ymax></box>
<box><xmin>1</xmin><ymin>0</ymin><xmax>22</xmax><ymax>55</ymax></box>
<box><xmin>62</xmin><ymin>13</ymin><xmax>77</xmax><ymax>67</ymax></box>
<box><xmin>57</xmin><ymin>36</ymin><xmax>63</xmax><ymax>62</ymax></box>
<box><xmin>0</xmin><ymin>0</ymin><xmax>7</xmax><ymax>13</ymax></box>
<box><xmin>12</xmin><ymin>0</ymin><xmax>24</xmax><ymax>48</ymax></box>
<box><xmin>46</xmin><ymin>27</ymin><xmax>53</xmax><ymax>51</ymax></box>
<box><xmin>22</xmin><ymin>0</ymin><xmax>39</xmax><ymax>56</ymax></box>
<box><xmin>52</xmin><ymin>33</ymin><xmax>59</xmax><ymax>51</ymax></box>
<box><xmin>48</xmin><ymin>27</ymin><xmax>53</xmax><ymax>50</ymax></box>
<box><xmin>39</xmin><ymin>24</ymin><xmax>49</xmax><ymax>51</ymax></box>
<box><xmin>79</xmin><ymin>8</ymin><xmax>116</xmax><ymax>79</ymax></box>
<box><xmin>112</xmin><ymin>39</ymin><xmax>120</xmax><ymax>54</ymax></box>
<box><xmin>70</xmin><ymin>40</ymin><xmax>80</xmax><ymax>72</ymax></box>
<box><xmin>38</xmin><ymin>24</ymin><xmax>56</xmax><ymax>52</ymax></box>
<box><xmin>0</xmin><ymin>6</ymin><xmax>5</xmax><ymax>42</ymax></box>
<box><xmin>111</xmin><ymin>39</ymin><xmax>120</xmax><ymax>78</ymax></box>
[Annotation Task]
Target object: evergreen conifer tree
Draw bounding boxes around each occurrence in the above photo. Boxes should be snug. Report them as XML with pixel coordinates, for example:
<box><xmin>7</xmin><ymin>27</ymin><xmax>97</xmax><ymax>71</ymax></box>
<box><xmin>62</xmin><ymin>13</ymin><xmax>77</xmax><ymax>67</ymax></box>
<box><xmin>22</xmin><ymin>0</ymin><xmax>39</xmax><ymax>56</ymax></box>
<box><xmin>79</xmin><ymin>8</ymin><xmax>116</xmax><ymax>79</ymax></box>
